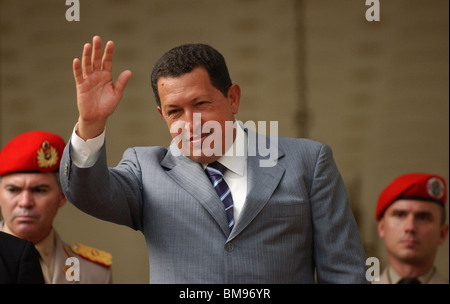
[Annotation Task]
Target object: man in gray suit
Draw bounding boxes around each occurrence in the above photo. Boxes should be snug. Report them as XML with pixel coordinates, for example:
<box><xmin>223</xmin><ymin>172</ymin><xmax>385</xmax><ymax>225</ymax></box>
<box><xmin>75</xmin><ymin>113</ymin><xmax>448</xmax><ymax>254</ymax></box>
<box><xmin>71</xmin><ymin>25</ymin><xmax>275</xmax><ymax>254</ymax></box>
<box><xmin>60</xmin><ymin>35</ymin><xmax>368</xmax><ymax>283</ymax></box>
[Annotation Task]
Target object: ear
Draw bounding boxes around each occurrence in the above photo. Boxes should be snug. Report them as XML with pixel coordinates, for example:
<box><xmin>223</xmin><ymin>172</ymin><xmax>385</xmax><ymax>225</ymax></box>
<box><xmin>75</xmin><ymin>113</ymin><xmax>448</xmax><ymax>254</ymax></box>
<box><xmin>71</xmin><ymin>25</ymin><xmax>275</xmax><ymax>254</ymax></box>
<box><xmin>157</xmin><ymin>106</ymin><xmax>164</xmax><ymax>119</ymax></box>
<box><xmin>227</xmin><ymin>84</ymin><xmax>241</xmax><ymax>115</ymax></box>
<box><xmin>58</xmin><ymin>191</ymin><xmax>67</xmax><ymax>209</ymax></box>
<box><xmin>438</xmin><ymin>224</ymin><xmax>449</xmax><ymax>245</ymax></box>
<box><xmin>377</xmin><ymin>219</ymin><xmax>385</xmax><ymax>239</ymax></box>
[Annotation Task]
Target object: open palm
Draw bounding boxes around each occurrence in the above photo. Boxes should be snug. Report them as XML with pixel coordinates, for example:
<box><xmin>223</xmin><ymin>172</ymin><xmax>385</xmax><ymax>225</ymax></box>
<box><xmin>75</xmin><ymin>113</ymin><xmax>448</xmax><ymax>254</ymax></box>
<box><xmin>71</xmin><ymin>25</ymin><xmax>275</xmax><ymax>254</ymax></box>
<box><xmin>73</xmin><ymin>36</ymin><xmax>132</xmax><ymax>139</ymax></box>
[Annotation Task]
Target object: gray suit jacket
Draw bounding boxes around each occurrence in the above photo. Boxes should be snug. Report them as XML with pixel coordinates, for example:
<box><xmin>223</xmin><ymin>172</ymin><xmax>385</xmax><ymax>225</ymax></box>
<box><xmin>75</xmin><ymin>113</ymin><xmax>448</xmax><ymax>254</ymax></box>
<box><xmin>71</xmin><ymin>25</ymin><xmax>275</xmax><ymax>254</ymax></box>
<box><xmin>60</xmin><ymin>128</ymin><xmax>367</xmax><ymax>283</ymax></box>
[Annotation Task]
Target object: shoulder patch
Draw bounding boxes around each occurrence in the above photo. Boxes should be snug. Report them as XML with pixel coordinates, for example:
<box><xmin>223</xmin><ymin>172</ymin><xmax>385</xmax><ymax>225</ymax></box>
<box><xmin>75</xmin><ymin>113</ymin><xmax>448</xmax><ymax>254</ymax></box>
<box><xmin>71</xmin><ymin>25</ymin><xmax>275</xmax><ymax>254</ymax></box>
<box><xmin>70</xmin><ymin>242</ymin><xmax>112</xmax><ymax>267</ymax></box>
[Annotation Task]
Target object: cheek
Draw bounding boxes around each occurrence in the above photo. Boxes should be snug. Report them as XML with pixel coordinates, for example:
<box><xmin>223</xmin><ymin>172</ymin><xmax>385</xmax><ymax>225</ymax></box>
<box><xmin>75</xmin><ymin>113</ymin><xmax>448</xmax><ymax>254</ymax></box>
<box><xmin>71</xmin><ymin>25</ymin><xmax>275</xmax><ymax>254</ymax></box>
<box><xmin>168</xmin><ymin>120</ymin><xmax>187</xmax><ymax>137</ymax></box>
<box><xmin>381</xmin><ymin>220</ymin><xmax>399</xmax><ymax>238</ymax></box>
<box><xmin>37</xmin><ymin>195</ymin><xmax>61</xmax><ymax>212</ymax></box>
<box><xmin>0</xmin><ymin>195</ymin><xmax>16</xmax><ymax>213</ymax></box>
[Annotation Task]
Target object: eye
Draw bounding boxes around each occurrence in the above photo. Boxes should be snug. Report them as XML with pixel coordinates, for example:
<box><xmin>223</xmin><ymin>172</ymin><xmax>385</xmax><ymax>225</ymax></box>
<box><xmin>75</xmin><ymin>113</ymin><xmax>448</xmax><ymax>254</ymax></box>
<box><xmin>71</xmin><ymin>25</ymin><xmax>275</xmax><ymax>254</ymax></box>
<box><xmin>392</xmin><ymin>210</ymin><xmax>407</xmax><ymax>218</ymax></box>
<box><xmin>167</xmin><ymin>109</ymin><xmax>180</xmax><ymax>117</ymax></box>
<box><xmin>416</xmin><ymin>212</ymin><xmax>432</xmax><ymax>222</ymax></box>
<box><xmin>196</xmin><ymin>101</ymin><xmax>209</xmax><ymax>107</ymax></box>
<box><xmin>5</xmin><ymin>186</ymin><xmax>21</xmax><ymax>194</ymax></box>
<box><xmin>32</xmin><ymin>186</ymin><xmax>50</xmax><ymax>194</ymax></box>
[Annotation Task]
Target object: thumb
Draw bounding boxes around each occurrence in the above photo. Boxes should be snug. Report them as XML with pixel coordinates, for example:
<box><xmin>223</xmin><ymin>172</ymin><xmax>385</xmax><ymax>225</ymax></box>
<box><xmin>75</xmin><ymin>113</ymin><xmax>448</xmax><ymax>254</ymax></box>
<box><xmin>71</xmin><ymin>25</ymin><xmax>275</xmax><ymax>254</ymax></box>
<box><xmin>114</xmin><ymin>70</ymin><xmax>132</xmax><ymax>95</ymax></box>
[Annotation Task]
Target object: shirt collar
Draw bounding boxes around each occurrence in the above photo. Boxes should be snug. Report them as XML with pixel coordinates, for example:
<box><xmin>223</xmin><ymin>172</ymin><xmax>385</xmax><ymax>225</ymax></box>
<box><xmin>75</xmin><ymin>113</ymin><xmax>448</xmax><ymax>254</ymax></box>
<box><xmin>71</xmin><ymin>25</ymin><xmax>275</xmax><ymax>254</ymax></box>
<box><xmin>202</xmin><ymin>121</ymin><xmax>247</xmax><ymax>176</ymax></box>
<box><xmin>34</xmin><ymin>229</ymin><xmax>55</xmax><ymax>266</ymax></box>
<box><xmin>388</xmin><ymin>265</ymin><xmax>436</xmax><ymax>284</ymax></box>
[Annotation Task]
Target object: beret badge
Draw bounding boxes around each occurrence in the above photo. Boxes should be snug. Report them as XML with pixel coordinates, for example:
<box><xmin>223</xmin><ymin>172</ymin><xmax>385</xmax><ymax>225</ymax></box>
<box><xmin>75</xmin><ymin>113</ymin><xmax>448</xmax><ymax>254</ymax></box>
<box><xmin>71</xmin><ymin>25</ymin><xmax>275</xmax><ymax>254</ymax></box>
<box><xmin>427</xmin><ymin>177</ymin><xmax>445</xmax><ymax>200</ymax></box>
<box><xmin>36</xmin><ymin>140</ymin><xmax>59</xmax><ymax>169</ymax></box>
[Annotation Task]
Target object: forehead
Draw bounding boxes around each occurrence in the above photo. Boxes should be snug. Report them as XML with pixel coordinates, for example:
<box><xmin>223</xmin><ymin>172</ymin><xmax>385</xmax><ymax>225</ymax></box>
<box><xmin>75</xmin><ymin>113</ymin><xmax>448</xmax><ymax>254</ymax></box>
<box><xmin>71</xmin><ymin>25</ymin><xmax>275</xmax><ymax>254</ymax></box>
<box><xmin>157</xmin><ymin>67</ymin><xmax>222</xmax><ymax>109</ymax></box>
<box><xmin>157</xmin><ymin>68</ymin><xmax>212</xmax><ymax>93</ymax></box>
<box><xmin>0</xmin><ymin>172</ymin><xmax>57</xmax><ymax>186</ymax></box>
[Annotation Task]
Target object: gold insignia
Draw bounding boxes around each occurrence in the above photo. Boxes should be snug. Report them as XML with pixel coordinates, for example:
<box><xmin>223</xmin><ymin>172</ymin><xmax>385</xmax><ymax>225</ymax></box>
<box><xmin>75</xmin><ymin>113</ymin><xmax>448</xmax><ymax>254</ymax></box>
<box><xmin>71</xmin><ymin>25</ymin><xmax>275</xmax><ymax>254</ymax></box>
<box><xmin>37</xmin><ymin>141</ymin><xmax>59</xmax><ymax>168</ymax></box>
<box><xmin>70</xmin><ymin>242</ymin><xmax>112</xmax><ymax>267</ymax></box>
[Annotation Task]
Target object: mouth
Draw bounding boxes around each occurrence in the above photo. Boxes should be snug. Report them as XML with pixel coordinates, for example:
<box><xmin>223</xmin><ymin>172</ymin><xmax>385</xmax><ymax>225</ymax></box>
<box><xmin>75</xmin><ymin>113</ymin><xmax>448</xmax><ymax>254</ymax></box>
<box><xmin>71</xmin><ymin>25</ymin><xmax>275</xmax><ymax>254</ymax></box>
<box><xmin>14</xmin><ymin>214</ymin><xmax>38</xmax><ymax>223</ymax></box>
<box><xmin>400</xmin><ymin>238</ymin><xmax>419</xmax><ymax>247</ymax></box>
<box><xmin>190</xmin><ymin>131</ymin><xmax>213</xmax><ymax>145</ymax></box>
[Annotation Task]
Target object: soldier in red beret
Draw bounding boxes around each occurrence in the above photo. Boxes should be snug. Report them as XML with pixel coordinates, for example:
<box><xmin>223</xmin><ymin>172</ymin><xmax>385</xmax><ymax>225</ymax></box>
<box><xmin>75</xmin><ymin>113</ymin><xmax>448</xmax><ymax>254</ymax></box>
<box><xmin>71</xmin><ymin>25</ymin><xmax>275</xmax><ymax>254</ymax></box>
<box><xmin>0</xmin><ymin>131</ymin><xmax>113</xmax><ymax>284</ymax></box>
<box><xmin>373</xmin><ymin>173</ymin><xmax>449</xmax><ymax>284</ymax></box>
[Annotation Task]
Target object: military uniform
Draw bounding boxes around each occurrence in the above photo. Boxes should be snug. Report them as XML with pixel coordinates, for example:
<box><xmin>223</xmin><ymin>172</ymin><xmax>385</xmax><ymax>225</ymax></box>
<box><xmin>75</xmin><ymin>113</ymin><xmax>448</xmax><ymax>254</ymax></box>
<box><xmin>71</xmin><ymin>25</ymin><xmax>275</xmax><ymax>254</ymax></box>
<box><xmin>374</xmin><ymin>266</ymin><xmax>449</xmax><ymax>284</ymax></box>
<box><xmin>0</xmin><ymin>130</ymin><xmax>113</xmax><ymax>284</ymax></box>
<box><xmin>374</xmin><ymin>173</ymin><xmax>449</xmax><ymax>284</ymax></box>
<box><xmin>1</xmin><ymin>222</ymin><xmax>112</xmax><ymax>284</ymax></box>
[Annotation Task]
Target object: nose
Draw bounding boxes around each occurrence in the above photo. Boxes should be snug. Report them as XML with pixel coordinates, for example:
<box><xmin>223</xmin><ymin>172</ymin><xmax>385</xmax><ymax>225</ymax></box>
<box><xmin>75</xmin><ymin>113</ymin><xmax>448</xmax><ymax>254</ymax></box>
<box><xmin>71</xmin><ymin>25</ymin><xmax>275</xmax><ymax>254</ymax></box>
<box><xmin>404</xmin><ymin>214</ymin><xmax>416</xmax><ymax>233</ymax></box>
<box><xmin>183</xmin><ymin>112</ymin><xmax>202</xmax><ymax>134</ymax></box>
<box><xmin>18</xmin><ymin>190</ymin><xmax>35</xmax><ymax>209</ymax></box>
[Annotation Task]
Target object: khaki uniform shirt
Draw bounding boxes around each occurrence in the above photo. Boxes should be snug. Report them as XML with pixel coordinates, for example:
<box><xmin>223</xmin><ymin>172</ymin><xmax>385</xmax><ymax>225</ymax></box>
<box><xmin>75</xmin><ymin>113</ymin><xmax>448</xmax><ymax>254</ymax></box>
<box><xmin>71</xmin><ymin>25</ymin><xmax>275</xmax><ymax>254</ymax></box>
<box><xmin>373</xmin><ymin>265</ymin><xmax>449</xmax><ymax>284</ymax></box>
<box><xmin>1</xmin><ymin>222</ymin><xmax>112</xmax><ymax>284</ymax></box>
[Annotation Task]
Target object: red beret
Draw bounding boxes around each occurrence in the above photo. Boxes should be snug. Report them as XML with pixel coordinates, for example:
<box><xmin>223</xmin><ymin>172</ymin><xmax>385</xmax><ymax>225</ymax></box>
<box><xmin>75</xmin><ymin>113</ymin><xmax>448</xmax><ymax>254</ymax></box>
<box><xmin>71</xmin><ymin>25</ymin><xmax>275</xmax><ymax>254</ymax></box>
<box><xmin>0</xmin><ymin>131</ymin><xmax>66</xmax><ymax>176</ymax></box>
<box><xmin>376</xmin><ymin>173</ymin><xmax>447</xmax><ymax>221</ymax></box>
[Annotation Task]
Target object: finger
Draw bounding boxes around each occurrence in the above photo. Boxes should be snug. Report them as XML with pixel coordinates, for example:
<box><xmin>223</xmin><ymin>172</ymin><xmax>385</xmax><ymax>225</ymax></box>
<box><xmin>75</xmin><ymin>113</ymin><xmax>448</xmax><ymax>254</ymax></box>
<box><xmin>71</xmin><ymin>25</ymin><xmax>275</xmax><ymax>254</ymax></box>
<box><xmin>102</xmin><ymin>40</ymin><xmax>115</xmax><ymax>72</ymax></box>
<box><xmin>92</xmin><ymin>36</ymin><xmax>103</xmax><ymax>71</ymax></box>
<box><xmin>81</xmin><ymin>43</ymin><xmax>93</xmax><ymax>77</ymax></box>
<box><xmin>114</xmin><ymin>70</ymin><xmax>132</xmax><ymax>95</ymax></box>
<box><xmin>73</xmin><ymin>58</ymin><xmax>83</xmax><ymax>85</ymax></box>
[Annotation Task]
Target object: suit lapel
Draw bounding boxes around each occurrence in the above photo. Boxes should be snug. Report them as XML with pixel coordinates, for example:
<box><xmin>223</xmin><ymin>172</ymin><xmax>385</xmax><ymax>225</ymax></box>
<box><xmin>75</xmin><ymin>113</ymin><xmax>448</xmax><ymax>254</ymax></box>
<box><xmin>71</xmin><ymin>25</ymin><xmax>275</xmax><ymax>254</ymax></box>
<box><xmin>229</xmin><ymin>129</ymin><xmax>285</xmax><ymax>240</ymax></box>
<box><xmin>160</xmin><ymin>131</ymin><xmax>286</xmax><ymax>240</ymax></box>
<box><xmin>161</xmin><ymin>144</ymin><xmax>231</xmax><ymax>236</ymax></box>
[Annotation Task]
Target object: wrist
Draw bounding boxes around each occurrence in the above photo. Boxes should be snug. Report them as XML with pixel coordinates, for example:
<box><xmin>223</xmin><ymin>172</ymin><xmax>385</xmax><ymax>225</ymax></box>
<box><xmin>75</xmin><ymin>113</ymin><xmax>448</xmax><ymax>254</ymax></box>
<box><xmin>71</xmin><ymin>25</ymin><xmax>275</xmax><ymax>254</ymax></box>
<box><xmin>77</xmin><ymin>118</ymin><xmax>106</xmax><ymax>141</ymax></box>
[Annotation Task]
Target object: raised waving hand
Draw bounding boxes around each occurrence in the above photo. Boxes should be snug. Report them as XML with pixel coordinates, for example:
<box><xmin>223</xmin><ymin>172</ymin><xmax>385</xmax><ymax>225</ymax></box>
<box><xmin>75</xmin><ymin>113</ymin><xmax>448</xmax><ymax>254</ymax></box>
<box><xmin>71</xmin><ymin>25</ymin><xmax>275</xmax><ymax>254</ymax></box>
<box><xmin>72</xmin><ymin>36</ymin><xmax>132</xmax><ymax>140</ymax></box>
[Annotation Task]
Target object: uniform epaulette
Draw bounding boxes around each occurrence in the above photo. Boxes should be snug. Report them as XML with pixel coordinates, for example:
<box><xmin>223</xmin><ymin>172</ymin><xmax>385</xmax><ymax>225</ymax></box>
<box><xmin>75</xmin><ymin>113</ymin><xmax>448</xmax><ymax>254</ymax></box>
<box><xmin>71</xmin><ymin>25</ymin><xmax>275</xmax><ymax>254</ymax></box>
<box><xmin>70</xmin><ymin>242</ymin><xmax>112</xmax><ymax>267</ymax></box>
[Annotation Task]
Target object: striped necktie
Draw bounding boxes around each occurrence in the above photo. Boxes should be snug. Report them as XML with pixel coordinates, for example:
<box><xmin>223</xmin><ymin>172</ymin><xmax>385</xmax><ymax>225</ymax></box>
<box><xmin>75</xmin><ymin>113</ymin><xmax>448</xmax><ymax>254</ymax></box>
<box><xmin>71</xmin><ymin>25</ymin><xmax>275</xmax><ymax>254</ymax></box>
<box><xmin>205</xmin><ymin>161</ymin><xmax>234</xmax><ymax>231</ymax></box>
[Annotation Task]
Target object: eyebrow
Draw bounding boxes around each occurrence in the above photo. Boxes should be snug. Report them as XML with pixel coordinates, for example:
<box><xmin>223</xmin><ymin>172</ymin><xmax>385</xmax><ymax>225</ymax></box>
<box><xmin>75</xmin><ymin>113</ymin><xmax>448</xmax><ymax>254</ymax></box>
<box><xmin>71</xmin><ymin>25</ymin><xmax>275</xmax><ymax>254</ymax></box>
<box><xmin>392</xmin><ymin>208</ymin><xmax>433</xmax><ymax>216</ymax></box>
<box><xmin>164</xmin><ymin>96</ymin><xmax>210</xmax><ymax>109</ymax></box>
<box><xmin>4</xmin><ymin>183</ymin><xmax>51</xmax><ymax>189</ymax></box>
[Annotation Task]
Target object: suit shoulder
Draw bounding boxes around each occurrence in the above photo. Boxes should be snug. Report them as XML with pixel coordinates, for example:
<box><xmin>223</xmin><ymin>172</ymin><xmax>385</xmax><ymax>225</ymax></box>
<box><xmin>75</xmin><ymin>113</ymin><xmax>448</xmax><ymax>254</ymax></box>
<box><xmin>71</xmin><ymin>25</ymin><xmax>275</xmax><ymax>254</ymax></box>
<box><xmin>125</xmin><ymin>146</ymin><xmax>168</xmax><ymax>159</ymax></box>
<box><xmin>68</xmin><ymin>242</ymin><xmax>112</xmax><ymax>268</ymax></box>
<box><xmin>130</xmin><ymin>145</ymin><xmax>168</xmax><ymax>152</ymax></box>
<box><xmin>280</xmin><ymin>136</ymin><xmax>324</xmax><ymax>145</ymax></box>
<box><xmin>278</xmin><ymin>136</ymin><xmax>329</xmax><ymax>152</ymax></box>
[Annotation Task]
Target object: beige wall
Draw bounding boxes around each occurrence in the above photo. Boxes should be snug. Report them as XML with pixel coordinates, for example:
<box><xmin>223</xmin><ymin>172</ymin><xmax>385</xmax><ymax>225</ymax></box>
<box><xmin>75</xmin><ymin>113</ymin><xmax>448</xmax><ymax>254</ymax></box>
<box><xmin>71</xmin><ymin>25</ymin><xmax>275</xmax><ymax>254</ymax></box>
<box><xmin>1</xmin><ymin>0</ymin><xmax>448</xmax><ymax>283</ymax></box>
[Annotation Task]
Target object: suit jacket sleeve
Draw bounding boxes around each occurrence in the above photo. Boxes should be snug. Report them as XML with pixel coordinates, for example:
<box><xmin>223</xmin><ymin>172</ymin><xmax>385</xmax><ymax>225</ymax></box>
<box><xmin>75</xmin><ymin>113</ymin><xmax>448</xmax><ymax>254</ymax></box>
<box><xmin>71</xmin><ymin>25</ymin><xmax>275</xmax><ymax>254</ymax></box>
<box><xmin>60</xmin><ymin>139</ymin><xmax>145</xmax><ymax>231</ymax></box>
<box><xmin>309</xmin><ymin>143</ymin><xmax>367</xmax><ymax>283</ymax></box>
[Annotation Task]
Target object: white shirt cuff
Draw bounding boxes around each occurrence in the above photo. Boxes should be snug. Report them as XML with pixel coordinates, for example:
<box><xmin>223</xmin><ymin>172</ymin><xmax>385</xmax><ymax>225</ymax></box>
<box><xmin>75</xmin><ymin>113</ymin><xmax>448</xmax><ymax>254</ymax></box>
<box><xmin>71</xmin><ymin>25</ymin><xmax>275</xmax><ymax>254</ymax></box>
<box><xmin>70</xmin><ymin>124</ymin><xmax>105</xmax><ymax>168</ymax></box>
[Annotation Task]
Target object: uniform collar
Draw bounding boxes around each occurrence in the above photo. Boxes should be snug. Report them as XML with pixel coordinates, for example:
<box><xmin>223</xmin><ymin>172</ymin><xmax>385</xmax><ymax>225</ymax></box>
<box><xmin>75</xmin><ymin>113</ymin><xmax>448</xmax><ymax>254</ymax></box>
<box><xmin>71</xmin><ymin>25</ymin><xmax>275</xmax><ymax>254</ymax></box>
<box><xmin>388</xmin><ymin>265</ymin><xmax>436</xmax><ymax>284</ymax></box>
<box><xmin>34</xmin><ymin>229</ymin><xmax>55</xmax><ymax>265</ymax></box>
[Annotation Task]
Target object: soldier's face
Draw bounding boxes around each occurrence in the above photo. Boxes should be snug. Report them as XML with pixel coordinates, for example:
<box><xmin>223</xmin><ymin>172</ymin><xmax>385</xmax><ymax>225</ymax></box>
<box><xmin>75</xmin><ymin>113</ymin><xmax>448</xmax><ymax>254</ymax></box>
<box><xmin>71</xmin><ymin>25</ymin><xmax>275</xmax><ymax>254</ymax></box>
<box><xmin>0</xmin><ymin>172</ymin><xmax>66</xmax><ymax>244</ymax></box>
<box><xmin>378</xmin><ymin>199</ymin><xmax>448</xmax><ymax>264</ymax></box>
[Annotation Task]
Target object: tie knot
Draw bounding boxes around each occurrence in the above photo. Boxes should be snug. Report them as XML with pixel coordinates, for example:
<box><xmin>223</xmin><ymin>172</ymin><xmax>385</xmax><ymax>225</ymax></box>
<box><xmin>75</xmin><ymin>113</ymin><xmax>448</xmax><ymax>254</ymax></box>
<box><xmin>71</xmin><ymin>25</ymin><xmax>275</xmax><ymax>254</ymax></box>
<box><xmin>397</xmin><ymin>277</ymin><xmax>421</xmax><ymax>284</ymax></box>
<box><xmin>206</xmin><ymin>161</ymin><xmax>227</xmax><ymax>176</ymax></box>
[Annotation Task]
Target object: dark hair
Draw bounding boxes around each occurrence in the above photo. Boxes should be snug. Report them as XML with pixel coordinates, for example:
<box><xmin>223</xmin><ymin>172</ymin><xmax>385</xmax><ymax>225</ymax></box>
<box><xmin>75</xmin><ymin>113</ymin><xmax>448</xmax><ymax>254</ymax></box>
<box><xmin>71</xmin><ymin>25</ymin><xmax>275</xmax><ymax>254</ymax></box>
<box><xmin>151</xmin><ymin>43</ymin><xmax>232</xmax><ymax>107</ymax></box>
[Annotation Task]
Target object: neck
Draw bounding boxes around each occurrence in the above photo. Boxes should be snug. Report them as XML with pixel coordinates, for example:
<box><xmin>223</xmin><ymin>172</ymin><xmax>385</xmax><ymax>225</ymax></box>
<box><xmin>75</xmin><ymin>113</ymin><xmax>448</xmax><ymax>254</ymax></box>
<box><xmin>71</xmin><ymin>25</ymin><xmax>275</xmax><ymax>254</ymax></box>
<box><xmin>388</xmin><ymin>255</ymin><xmax>434</xmax><ymax>278</ymax></box>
